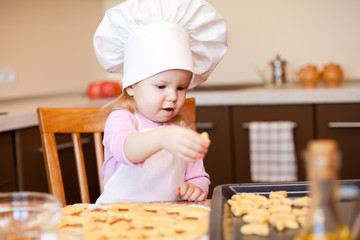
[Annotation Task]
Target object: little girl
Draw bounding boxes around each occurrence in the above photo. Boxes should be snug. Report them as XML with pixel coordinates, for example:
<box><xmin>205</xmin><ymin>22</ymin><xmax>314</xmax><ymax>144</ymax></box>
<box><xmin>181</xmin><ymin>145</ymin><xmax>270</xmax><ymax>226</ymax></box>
<box><xmin>93</xmin><ymin>0</ymin><xmax>227</xmax><ymax>203</ymax></box>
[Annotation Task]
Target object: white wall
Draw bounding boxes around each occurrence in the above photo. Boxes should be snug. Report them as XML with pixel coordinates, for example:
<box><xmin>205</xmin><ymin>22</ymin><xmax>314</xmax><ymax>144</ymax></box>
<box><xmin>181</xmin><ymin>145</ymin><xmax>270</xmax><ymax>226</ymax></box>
<box><xmin>0</xmin><ymin>0</ymin><xmax>105</xmax><ymax>100</ymax></box>
<box><xmin>1</xmin><ymin>0</ymin><xmax>358</xmax><ymax>101</ymax></box>
<box><xmin>207</xmin><ymin>0</ymin><xmax>360</xmax><ymax>85</ymax></box>
<box><xmin>103</xmin><ymin>0</ymin><xmax>360</xmax><ymax>86</ymax></box>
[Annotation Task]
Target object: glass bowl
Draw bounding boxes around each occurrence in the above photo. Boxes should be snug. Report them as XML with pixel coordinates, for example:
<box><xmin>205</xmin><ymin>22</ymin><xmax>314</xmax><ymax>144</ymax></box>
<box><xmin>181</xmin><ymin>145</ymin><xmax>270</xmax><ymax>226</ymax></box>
<box><xmin>0</xmin><ymin>191</ymin><xmax>62</xmax><ymax>239</ymax></box>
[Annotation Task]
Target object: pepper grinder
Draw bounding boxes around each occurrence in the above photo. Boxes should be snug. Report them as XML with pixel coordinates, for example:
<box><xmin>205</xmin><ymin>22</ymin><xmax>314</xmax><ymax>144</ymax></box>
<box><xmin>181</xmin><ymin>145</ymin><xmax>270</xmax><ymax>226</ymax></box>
<box><xmin>294</xmin><ymin>139</ymin><xmax>352</xmax><ymax>240</ymax></box>
<box><xmin>270</xmin><ymin>55</ymin><xmax>287</xmax><ymax>86</ymax></box>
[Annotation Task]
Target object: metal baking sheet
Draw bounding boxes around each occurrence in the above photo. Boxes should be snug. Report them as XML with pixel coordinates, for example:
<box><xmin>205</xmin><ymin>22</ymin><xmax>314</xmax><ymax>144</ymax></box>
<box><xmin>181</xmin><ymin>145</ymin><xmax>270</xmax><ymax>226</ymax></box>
<box><xmin>209</xmin><ymin>180</ymin><xmax>360</xmax><ymax>240</ymax></box>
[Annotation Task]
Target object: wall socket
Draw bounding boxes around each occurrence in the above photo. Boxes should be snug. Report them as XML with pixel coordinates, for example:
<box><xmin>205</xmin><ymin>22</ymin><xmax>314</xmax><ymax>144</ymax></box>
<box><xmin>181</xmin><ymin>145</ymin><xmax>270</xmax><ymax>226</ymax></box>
<box><xmin>0</xmin><ymin>68</ymin><xmax>16</xmax><ymax>86</ymax></box>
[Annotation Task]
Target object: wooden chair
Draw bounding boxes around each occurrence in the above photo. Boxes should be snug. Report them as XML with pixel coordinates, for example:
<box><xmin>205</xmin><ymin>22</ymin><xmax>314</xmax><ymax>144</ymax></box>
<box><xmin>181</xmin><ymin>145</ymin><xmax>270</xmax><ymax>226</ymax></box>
<box><xmin>37</xmin><ymin>98</ymin><xmax>195</xmax><ymax>206</ymax></box>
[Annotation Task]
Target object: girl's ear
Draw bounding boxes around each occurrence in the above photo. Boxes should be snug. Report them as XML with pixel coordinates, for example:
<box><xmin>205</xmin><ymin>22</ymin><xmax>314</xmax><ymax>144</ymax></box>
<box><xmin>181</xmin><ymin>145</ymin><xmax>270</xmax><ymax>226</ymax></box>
<box><xmin>125</xmin><ymin>86</ymin><xmax>134</xmax><ymax>96</ymax></box>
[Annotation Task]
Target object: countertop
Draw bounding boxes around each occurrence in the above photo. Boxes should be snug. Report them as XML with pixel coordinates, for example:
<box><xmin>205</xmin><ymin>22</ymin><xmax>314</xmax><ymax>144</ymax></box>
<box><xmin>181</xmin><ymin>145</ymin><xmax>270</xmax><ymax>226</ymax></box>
<box><xmin>0</xmin><ymin>93</ymin><xmax>112</xmax><ymax>133</ymax></box>
<box><xmin>1</xmin><ymin>81</ymin><xmax>360</xmax><ymax>132</ymax></box>
<box><xmin>188</xmin><ymin>81</ymin><xmax>360</xmax><ymax>106</ymax></box>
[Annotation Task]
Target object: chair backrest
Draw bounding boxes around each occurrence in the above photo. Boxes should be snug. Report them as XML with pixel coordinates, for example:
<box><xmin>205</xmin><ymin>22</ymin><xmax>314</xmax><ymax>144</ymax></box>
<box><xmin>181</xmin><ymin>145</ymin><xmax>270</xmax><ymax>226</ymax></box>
<box><xmin>180</xmin><ymin>97</ymin><xmax>196</xmax><ymax>131</ymax></box>
<box><xmin>37</xmin><ymin>98</ymin><xmax>195</xmax><ymax>206</ymax></box>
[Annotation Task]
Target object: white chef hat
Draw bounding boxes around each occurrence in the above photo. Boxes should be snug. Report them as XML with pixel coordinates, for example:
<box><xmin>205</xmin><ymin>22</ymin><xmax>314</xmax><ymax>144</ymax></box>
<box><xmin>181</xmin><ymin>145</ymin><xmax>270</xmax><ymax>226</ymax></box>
<box><xmin>93</xmin><ymin>0</ymin><xmax>227</xmax><ymax>90</ymax></box>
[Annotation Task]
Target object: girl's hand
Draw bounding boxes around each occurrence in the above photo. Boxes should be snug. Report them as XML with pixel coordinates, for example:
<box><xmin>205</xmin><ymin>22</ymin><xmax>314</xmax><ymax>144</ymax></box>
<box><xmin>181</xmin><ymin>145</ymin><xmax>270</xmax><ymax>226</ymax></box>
<box><xmin>160</xmin><ymin>126</ymin><xmax>210</xmax><ymax>162</ymax></box>
<box><xmin>174</xmin><ymin>182</ymin><xmax>206</xmax><ymax>201</ymax></box>
<box><xmin>124</xmin><ymin>125</ymin><xmax>209</xmax><ymax>163</ymax></box>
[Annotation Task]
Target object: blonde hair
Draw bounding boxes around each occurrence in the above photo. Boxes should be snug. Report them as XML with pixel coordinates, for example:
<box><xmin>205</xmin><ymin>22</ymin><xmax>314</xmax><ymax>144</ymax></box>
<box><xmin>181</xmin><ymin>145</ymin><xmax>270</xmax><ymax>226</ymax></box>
<box><xmin>102</xmin><ymin>91</ymin><xmax>187</xmax><ymax>127</ymax></box>
<box><xmin>112</xmin><ymin>91</ymin><xmax>136</xmax><ymax>113</ymax></box>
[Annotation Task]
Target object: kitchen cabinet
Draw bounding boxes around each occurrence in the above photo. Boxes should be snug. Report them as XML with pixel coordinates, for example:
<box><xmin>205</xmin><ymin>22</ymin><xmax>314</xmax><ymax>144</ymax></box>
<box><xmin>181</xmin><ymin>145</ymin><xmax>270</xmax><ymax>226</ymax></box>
<box><xmin>231</xmin><ymin>105</ymin><xmax>314</xmax><ymax>183</ymax></box>
<box><xmin>197</xmin><ymin>104</ymin><xmax>314</xmax><ymax>196</ymax></box>
<box><xmin>315</xmin><ymin>103</ymin><xmax>360</xmax><ymax>180</ymax></box>
<box><xmin>14</xmin><ymin>128</ymin><xmax>48</xmax><ymax>193</ymax></box>
<box><xmin>196</xmin><ymin>106</ymin><xmax>233</xmax><ymax>197</ymax></box>
<box><xmin>13</xmin><ymin>127</ymin><xmax>100</xmax><ymax>204</ymax></box>
<box><xmin>0</xmin><ymin>132</ymin><xmax>17</xmax><ymax>191</ymax></box>
<box><xmin>197</xmin><ymin>103</ymin><xmax>360</xmax><ymax>191</ymax></box>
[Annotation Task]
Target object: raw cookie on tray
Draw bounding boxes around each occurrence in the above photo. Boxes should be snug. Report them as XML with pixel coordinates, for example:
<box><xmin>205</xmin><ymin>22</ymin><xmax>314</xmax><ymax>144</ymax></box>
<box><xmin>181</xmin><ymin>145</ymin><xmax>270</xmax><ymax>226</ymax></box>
<box><xmin>227</xmin><ymin>191</ymin><xmax>310</xmax><ymax>236</ymax></box>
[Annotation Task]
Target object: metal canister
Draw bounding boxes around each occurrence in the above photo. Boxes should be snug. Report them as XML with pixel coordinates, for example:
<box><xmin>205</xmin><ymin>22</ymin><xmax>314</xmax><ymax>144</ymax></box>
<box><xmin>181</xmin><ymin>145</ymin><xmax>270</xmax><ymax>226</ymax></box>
<box><xmin>270</xmin><ymin>55</ymin><xmax>287</xmax><ymax>86</ymax></box>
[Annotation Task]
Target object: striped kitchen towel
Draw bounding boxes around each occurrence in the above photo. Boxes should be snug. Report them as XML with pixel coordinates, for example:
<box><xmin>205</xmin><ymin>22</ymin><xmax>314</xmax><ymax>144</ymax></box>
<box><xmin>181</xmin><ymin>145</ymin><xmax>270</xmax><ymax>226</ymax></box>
<box><xmin>248</xmin><ymin>121</ymin><xmax>298</xmax><ymax>182</ymax></box>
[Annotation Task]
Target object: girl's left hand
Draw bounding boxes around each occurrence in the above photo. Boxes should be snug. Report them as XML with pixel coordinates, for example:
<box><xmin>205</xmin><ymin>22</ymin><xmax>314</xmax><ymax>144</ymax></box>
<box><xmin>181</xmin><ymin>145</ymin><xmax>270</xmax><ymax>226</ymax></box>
<box><xmin>174</xmin><ymin>182</ymin><xmax>206</xmax><ymax>201</ymax></box>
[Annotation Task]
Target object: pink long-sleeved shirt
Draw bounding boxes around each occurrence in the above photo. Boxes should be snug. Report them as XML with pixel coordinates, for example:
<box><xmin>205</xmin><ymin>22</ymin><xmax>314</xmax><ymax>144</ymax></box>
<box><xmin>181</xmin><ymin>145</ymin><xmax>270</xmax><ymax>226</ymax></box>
<box><xmin>102</xmin><ymin>109</ymin><xmax>211</xmax><ymax>196</ymax></box>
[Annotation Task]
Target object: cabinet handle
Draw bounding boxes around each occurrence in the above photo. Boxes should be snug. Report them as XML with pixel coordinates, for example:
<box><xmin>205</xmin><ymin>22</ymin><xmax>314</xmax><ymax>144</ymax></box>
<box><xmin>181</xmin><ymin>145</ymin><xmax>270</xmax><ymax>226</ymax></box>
<box><xmin>328</xmin><ymin>122</ymin><xmax>360</xmax><ymax>128</ymax></box>
<box><xmin>196</xmin><ymin>122</ymin><xmax>215</xmax><ymax>130</ymax></box>
<box><xmin>38</xmin><ymin>137</ymin><xmax>91</xmax><ymax>153</ymax></box>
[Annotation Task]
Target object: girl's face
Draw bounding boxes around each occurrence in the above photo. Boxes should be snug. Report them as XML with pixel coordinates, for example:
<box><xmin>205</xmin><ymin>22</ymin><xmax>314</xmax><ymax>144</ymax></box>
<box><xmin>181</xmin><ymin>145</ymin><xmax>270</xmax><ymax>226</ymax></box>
<box><xmin>125</xmin><ymin>69</ymin><xmax>192</xmax><ymax>124</ymax></box>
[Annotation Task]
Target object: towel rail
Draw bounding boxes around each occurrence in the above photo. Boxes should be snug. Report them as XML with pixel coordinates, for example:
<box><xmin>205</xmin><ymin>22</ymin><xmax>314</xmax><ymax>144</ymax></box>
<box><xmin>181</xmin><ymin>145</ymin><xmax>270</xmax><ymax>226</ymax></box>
<box><xmin>242</xmin><ymin>122</ymin><xmax>297</xmax><ymax>129</ymax></box>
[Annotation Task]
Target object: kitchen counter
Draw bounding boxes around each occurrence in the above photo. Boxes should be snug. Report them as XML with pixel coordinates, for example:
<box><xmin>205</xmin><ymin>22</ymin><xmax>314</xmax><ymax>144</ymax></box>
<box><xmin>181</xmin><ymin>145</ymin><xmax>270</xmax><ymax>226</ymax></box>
<box><xmin>0</xmin><ymin>93</ymin><xmax>112</xmax><ymax>132</ymax></box>
<box><xmin>1</xmin><ymin>81</ymin><xmax>360</xmax><ymax>132</ymax></box>
<box><xmin>188</xmin><ymin>81</ymin><xmax>360</xmax><ymax>106</ymax></box>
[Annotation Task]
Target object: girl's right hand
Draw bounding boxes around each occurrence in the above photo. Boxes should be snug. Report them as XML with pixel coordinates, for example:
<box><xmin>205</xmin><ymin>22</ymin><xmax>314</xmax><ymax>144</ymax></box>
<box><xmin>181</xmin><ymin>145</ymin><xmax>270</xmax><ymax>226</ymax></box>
<box><xmin>159</xmin><ymin>125</ymin><xmax>210</xmax><ymax>162</ymax></box>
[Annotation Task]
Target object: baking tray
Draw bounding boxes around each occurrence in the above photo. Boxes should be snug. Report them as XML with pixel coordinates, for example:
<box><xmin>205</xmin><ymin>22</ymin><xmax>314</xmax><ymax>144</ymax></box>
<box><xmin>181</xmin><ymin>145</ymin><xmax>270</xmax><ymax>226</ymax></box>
<box><xmin>209</xmin><ymin>180</ymin><xmax>360</xmax><ymax>240</ymax></box>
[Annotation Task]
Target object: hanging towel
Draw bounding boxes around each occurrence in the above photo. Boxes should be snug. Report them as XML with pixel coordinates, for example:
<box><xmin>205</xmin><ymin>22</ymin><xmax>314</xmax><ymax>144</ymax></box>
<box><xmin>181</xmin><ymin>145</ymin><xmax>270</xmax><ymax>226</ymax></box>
<box><xmin>248</xmin><ymin>121</ymin><xmax>298</xmax><ymax>182</ymax></box>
